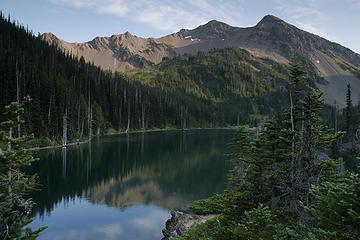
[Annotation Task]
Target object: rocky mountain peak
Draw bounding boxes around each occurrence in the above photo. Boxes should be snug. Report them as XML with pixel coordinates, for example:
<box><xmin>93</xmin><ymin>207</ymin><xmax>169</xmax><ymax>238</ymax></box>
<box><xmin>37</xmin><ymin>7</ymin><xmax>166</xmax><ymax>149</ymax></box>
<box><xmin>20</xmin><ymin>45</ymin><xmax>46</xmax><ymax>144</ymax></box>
<box><xmin>202</xmin><ymin>20</ymin><xmax>231</xmax><ymax>31</ymax></box>
<box><xmin>182</xmin><ymin>20</ymin><xmax>233</xmax><ymax>40</ymax></box>
<box><xmin>41</xmin><ymin>32</ymin><xmax>59</xmax><ymax>43</ymax></box>
<box><xmin>255</xmin><ymin>14</ymin><xmax>289</xmax><ymax>29</ymax></box>
<box><xmin>194</xmin><ymin>20</ymin><xmax>232</xmax><ymax>35</ymax></box>
<box><xmin>124</xmin><ymin>31</ymin><xmax>133</xmax><ymax>37</ymax></box>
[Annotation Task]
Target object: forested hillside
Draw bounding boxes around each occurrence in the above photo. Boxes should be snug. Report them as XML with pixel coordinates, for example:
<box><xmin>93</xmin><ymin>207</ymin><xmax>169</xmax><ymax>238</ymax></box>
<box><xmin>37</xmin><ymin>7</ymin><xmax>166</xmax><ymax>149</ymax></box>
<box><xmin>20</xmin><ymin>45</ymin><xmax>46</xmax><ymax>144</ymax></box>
<box><xmin>0</xmin><ymin>14</ymin><xmax>296</xmax><ymax>145</ymax></box>
<box><xmin>0</xmin><ymin>14</ymin><xmax>225</xmax><ymax>144</ymax></box>
<box><xmin>1</xmin><ymin>13</ymin><xmax>329</xmax><ymax>146</ymax></box>
<box><xmin>127</xmin><ymin>48</ymin><xmax>299</xmax><ymax>124</ymax></box>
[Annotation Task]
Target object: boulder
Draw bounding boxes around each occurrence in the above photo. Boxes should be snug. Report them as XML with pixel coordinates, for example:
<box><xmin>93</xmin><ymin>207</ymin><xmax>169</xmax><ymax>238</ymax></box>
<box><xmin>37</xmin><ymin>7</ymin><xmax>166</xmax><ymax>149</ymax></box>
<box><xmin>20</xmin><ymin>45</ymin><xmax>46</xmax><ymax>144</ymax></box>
<box><xmin>162</xmin><ymin>210</ymin><xmax>217</xmax><ymax>239</ymax></box>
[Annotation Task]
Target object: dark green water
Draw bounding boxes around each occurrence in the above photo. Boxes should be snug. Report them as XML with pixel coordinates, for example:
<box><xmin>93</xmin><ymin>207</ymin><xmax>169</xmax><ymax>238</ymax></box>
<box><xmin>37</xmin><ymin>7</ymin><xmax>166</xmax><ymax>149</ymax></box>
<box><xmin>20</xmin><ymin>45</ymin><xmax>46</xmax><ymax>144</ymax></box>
<box><xmin>28</xmin><ymin>129</ymin><xmax>235</xmax><ymax>240</ymax></box>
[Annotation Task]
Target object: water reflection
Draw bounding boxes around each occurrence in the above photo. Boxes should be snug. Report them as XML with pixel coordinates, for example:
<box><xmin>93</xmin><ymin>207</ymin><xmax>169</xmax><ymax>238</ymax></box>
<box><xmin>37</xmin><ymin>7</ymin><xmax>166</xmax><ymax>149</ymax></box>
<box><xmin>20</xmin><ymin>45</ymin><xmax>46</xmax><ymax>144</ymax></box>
<box><xmin>28</xmin><ymin>129</ymin><xmax>234</xmax><ymax>239</ymax></box>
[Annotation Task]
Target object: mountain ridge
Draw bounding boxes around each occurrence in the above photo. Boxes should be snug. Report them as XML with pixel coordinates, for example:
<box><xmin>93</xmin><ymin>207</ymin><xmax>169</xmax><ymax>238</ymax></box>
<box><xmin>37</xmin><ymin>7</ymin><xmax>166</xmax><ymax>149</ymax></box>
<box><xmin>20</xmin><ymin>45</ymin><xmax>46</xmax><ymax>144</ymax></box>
<box><xmin>41</xmin><ymin>15</ymin><xmax>360</xmax><ymax>106</ymax></box>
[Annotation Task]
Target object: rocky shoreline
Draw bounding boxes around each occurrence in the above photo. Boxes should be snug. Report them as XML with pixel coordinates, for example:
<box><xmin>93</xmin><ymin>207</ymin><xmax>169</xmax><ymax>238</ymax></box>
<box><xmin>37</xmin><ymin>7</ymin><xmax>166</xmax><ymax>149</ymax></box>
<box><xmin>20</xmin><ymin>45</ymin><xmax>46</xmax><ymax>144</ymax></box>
<box><xmin>162</xmin><ymin>211</ymin><xmax>218</xmax><ymax>240</ymax></box>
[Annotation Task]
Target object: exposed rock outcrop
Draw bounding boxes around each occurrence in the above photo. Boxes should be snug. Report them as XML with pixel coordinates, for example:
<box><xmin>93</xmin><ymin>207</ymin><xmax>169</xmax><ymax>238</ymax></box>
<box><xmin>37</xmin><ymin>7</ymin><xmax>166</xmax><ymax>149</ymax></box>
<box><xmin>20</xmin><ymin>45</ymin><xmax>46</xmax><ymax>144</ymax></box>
<box><xmin>162</xmin><ymin>211</ymin><xmax>218</xmax><ymax>240</ymax></box>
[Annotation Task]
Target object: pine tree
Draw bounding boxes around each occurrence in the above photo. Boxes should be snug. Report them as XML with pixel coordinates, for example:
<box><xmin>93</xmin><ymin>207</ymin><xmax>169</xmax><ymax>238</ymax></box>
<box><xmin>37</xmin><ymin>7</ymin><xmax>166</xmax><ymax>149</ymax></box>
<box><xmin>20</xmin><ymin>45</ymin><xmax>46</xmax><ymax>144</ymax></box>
<box><xmin>345</xmin><ymin>83</ymin><xmax>353</xmax><ymax>134</ymax></box>
<box><xmin>227</xmin><ymin>65</ymin><xmax>343</xmax><ymax>221</ymax></box>
<box><xmin>0</xmin><ymin>102</ymin><xmax>47</xmax><ymax>239</ymax></box>
<box><xmin>92</xmin><ymin>101</ymin><xmax>104</xmax><ymax>136</ymax></box>
<box><xmin>304</xmin><ymin>173</ymin><xmax>360</xmax><ymax>239</ymax></box>
<box><xmin>284</xmin><ymin>66</ymin><xmax>342</xmax><ymax>221</ymax></box>
<box><xmin>227</xmin><ymin>119</ymin><xmax>291</xmax><ymax>215</ymax></box>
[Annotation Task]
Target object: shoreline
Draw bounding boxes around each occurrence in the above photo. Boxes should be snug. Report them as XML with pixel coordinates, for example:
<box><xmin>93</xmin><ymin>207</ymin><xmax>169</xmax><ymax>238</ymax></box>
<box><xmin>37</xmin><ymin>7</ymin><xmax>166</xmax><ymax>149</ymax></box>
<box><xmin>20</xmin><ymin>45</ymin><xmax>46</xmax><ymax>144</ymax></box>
<box><xmin>26</xmin><ymin>127</ymin><xmax>237</xmax><ymax>151</ymax></box>
<box><xmin>26</xmin><ymin>139</ymin><xmax>90</xmax><ymax>151</ymax></box>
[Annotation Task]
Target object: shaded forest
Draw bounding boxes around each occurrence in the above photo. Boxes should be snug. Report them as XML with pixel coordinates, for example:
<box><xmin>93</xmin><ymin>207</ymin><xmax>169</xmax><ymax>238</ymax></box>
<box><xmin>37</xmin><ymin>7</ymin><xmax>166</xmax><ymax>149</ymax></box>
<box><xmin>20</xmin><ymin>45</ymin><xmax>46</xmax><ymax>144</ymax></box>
<box><xmin>0</xmin><ymin>13</ymin><xmax>351</xmax><ymax>147</ymax></box>
<box><xmin>0</xmin><ymin>14</ymin><xmax>223</xmax><ymax>145</ymax></box>
<box><xmin>0</xmin><ymin>13</ymin><xmax>298</xmax><ymax>145</ymax></box>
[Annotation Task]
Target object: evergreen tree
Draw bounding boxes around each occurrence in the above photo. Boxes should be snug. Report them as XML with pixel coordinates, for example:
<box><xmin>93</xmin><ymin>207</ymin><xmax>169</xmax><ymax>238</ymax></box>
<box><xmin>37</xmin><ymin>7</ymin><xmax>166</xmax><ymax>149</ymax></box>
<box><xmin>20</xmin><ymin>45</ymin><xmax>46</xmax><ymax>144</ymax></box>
<box><xmin>345</xmin><ymin>83</ymin><xmax>353</xmax><ymax>133</ymax></box>
<box><xmin>92</xmin><ymin>101</ymin><xmax>104</xmax><ymax>136</ymax></box>
<box><xmin>304</xmin><ymin>173</ymin><xmax>360</xmax><ymax>240</ymax></box>
<box><xmin>0</xmin><ymin>102</ymin><xmax>46</xmax><ymax>239</ymax></box>
<box><xmin>185</xmin><ymin>66</ymin><xmax>344</xmax><ymax>239</ymax></box>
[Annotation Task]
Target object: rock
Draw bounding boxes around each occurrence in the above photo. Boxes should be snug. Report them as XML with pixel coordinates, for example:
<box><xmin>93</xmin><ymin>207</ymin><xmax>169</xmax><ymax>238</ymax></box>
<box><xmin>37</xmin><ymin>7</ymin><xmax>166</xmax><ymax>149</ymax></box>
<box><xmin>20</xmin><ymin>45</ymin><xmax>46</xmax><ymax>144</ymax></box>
<box><xmin>161</xmin><ymin>210</ymin><xmax>218</xmax><ymax>240</ymax></box>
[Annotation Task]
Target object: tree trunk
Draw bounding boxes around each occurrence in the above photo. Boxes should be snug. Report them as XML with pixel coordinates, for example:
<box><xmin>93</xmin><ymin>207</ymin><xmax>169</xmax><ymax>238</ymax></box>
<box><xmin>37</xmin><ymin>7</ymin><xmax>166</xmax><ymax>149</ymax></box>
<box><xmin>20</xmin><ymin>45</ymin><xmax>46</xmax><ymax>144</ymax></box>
<box><xmin>289</xmin><ymin>91</ymin><xmax>296</xmax><ymax>211</ymax></box>
<box><xmin>16</xmin><ymin>60</ymin><xmax>20</xmax><ymax>138</ymax></box>
<box><xmin>7</xmin><ymin>127</ymin><xmax>12</xmax><ymax>195</ymax></box>
<box><xmin>126</xmin><ymin>102</ymin><xmax>130</xmax><ymax>133</ymax></box>
<box><xmin>62</xmin><ymin>109</ymin><xmax>67</xmax><ymax>146</ymax></box>
<box><xmin>118</xmin><ymin>100</ymin><xmax>122</xmax><ymax>133</ymax></box>
<box><xmin>77</xmin><ymin>99</ymin><xmax>80</xmax><ymax>135</ymax></box>
<box><xmin>7</xmin><ymin>127</ymin><xmax>12</xmax><ymax>152</ymax></box>
<box><xmin>48</xmin><ymin>96</ymin><xmax>52</xmax><ymax>136</ymax></box>
<box><xmin>80</xmin><ymin>120</ymin><xmax>84</xmax><ymax>139</ymax></box>
<box><xmin>88</xmin><ymin>88</ymin><xmax>92</xmax><ymax>140</ymax></box>
<box><xmin>141</xmin><ymin>103</ymin><xmax>145</xmax><ymax>131</ymax></box>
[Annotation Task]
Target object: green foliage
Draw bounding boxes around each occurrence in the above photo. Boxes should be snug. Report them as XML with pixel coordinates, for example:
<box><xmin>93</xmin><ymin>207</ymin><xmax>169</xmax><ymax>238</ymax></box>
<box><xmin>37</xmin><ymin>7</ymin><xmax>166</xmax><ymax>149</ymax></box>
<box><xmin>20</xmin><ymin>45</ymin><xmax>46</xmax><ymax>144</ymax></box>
<box><xmin>345</xmin><ymin>84</ymin><xmax>354</xmax><ymax>133</ymax></box>
<box><xmin>1</xmin><ymin>14</ymin><xmax>334</xmax><ymax>143</ymax></box>
<box><xmin>231</xmin><ymin>204</ymin><xmax>297</xmax><ymax>240</ymax></box>
<box><xmin>337</xmin><ymin>61</ymin><xmax>360</xmax><ymax>80</ymax></box>
<box><xmin>92</xmin><ymin>101</ymin><xmax>105</xmax><ymax>134</ymax></box>
<box><xmin>128</xmin><ymin>47</ymin><xmax>292</xmax><ymax>126</ymax></box>
<box><xmin>178</xmin><ymin>216</ymin><xmax>235</xmax><ymax>240</ymax></box>
<box><xmin>0</xmin><ymin>102</ymin><xmax>46</xmax><ymax>239</ymax></box>
<box><xmin>226</xmin><ymin>122</ymin><xmax>289</xmax><ymax>213</ymax></box>
<box><xmin>304</xmin><ymin>173</ymin><xmax>360</xmax><ymax>240</ymax></box>
<box><xmin>0</xmin><ymin>14</ymin><xmax>237</xmax><ymax>142</ymax></box>
<box><xmin>179</xmin><ymin>66</ymin><xmax>350</xmax><ymax>240</ymax></box>
<box><xmin>189</xmin><ymin>191</ymin><xmax>238</xmax><ymax>215</ymax></box>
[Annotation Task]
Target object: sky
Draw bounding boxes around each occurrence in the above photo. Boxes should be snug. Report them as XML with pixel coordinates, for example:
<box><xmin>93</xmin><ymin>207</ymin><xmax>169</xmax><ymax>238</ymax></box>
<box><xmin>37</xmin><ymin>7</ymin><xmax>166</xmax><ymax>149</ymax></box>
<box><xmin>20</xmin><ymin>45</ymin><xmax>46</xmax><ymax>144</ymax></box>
<box><xmin>1</xmin><ymin>0</ymin><xmax>360</xmax><ymax>53</ymax></box>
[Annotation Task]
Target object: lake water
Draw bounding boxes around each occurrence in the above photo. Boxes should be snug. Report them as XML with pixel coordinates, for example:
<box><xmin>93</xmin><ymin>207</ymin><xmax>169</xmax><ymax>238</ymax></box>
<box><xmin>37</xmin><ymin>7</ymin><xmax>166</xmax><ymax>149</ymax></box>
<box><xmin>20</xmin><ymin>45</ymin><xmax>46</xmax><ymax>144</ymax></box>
<box><xmin>28</xmin><ymin>129</ymin><xmax>235</xmax><ymax>240</ymax></box>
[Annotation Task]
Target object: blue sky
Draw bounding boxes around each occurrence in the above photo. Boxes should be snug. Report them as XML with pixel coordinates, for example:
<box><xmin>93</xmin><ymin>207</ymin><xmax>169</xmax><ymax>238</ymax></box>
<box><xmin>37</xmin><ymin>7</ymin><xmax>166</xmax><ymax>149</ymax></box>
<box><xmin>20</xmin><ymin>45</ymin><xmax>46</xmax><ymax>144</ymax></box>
<box><xmin>2</xmin><ymin>0</ymin><xmax>360</xmax><ymax>53</ymax></box>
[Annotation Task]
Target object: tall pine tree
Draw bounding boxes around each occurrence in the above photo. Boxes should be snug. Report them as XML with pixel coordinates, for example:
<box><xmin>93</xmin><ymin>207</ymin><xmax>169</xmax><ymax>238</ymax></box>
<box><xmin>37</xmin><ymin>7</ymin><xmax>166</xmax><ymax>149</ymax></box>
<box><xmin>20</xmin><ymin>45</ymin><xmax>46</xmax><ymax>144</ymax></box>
<box><xmin>0</xmin><ymin>102</ymin><xmax>47</xmax><ymax>239</ymax></box>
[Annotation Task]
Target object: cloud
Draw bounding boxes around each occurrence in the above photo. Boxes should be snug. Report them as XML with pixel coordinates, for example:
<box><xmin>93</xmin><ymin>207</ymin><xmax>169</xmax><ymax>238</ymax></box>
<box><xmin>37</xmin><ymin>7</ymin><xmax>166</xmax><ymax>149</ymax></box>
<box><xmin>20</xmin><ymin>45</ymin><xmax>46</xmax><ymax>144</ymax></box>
<box><xmin>50</xmin><ymin>0</ymin><xmax>98</xmax><ymax>8</ymax></box>
<box><xmin>272</xmin><ymin>0</ymin><xmax>329</xmax><ymax>21</ymax></box>
<box><xmin>295</xmin><ymin>21</ymin><xmax>336</xmax><ymax>41</ymax></box>
<box><xmin>134</xmin><ymin>2</ymin><xmax>207</xmax><ymax>31</ymax></box>
<box><xmin>98</xmin><ymin>0</ymin><xmax>128</xmax><ymax>17</ymax></box>
<box><xmin>271</xmin><ymin>0</ymin><xmax>335</xmax><ymax>41</ymax></box>
<box><xmin>41</xmin><ymin>229</ymin><xmax>88</xmax><ymax>240</ymax></box>
<box><xmin>48</xmin><ymin>0</ymin><xmax>241</xmax><ymax>32</ymax></box>
<box><xmin>50</xmin><ymin>0</ymin><xmax>128</xmax><ymax>16</ymax></box>
<box><xmin>131</xmin><ymin>209</ymin><xmax>169</xmax><ymax>231</ymax></box>
<box><xmin>93</xmin><ymin>223</ymin><xmax>123</xmax><ymax>240</ymax></box>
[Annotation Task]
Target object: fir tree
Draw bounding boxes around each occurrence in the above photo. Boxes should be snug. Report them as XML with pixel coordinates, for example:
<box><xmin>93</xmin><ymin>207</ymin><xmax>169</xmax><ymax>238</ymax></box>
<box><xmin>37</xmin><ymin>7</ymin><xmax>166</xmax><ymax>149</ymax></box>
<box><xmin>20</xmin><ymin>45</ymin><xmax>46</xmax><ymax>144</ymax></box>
<box><xmin>0</xmin><ymin>102</ymin><xmax>47</xmax><ymax>239</ymax></box>
<box><xmin>304</xmin><ymin>173</ymin><xmax>360</xmax><ymax>239</ymax></box>
<box><xmin>345</xmin><ymin>83</ymin><xmax>353</xmax><ymax>133</ymax></box>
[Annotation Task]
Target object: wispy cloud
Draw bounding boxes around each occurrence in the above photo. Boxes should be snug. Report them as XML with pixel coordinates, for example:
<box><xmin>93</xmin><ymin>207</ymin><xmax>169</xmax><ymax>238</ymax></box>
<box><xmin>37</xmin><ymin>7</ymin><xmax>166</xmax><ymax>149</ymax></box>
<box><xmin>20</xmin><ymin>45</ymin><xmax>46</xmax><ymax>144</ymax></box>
<box><xmin>131</xmin><ymin>210</ymin><xmax>169</xmax><ymax>230</ymax></box>
<box><xmin>98</xmin><ymin>0</ymin><xmax>128</xmax><ymax>17</ymax></box>
<box><xmin>48</xmin><ymin>0</ymin><xmax>242</xmax><ymax>32</ymax></box>
<box><xmin>272</xmin><ymin>0</ymin><xmax>329</xmax><ymax>21</ymax></box>
<box><xmin>50</xmin><ymin>0</ymin><xmax>128</xmax><ymax>16</ymax></box>
<box><xmin>272</xmin><ymin>0</ymin><xmax>335</xmax><ymax>40</ymax></box>
<box><xmin>130</xmin><ymin>210</ymin><xmax>169</xmax><ymax>239</ymax></box>
<box><xmin>93</xmin><ymin>223</ymin><xmax>123</xmax><ymax>240</ymax></box>
<box><xmin>295</xmin><ymin>21</ymin><xmax>336</xmax><ymax>41</ymax></box>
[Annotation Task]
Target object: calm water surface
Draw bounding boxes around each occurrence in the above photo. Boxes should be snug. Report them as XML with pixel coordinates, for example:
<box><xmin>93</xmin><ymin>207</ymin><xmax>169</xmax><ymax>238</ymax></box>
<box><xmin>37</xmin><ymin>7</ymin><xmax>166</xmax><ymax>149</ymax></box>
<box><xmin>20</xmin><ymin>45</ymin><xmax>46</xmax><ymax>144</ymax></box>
<box><xmin>28</xmin><ymin>129</ymin><xmax>235</xmax><ymax>240</ymax></box>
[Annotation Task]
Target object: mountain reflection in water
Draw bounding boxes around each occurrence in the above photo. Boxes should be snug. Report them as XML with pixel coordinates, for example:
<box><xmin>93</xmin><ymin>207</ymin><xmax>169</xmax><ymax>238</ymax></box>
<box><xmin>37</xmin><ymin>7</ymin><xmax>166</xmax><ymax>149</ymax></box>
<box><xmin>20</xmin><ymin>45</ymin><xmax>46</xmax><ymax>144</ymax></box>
<box><xmin>28</xmin><ymin>129</ymin><xmax>234</xmax><ymax>240</ymax></box>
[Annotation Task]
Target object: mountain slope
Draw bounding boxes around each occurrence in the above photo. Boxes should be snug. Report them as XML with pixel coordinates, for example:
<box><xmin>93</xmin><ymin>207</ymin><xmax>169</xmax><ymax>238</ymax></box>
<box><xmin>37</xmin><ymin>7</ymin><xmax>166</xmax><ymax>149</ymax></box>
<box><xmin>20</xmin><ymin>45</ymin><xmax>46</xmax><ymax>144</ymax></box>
<box><xmin>176</xmin><ymin>15</ymin><xmax>360</xmax><ymax>106</ymax></box>
<box><xmin>42</xmin><ymin>15</ymin><xmax>360</xmax><ymax>106</ymax></box>
<box><xmin>0</xmin><ymin>14</ymin><xmax>243</xmax><ymax>143</ymax></box>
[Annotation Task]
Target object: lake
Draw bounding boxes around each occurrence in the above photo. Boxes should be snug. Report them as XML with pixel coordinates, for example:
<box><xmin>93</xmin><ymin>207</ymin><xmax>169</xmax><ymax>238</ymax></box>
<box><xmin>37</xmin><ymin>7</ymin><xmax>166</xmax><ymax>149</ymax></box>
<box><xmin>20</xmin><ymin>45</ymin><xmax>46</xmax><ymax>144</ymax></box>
<box><xmin>28</xmin><ymin>129</ymin><xmax>235</xmax><ymax>240</ymax></box>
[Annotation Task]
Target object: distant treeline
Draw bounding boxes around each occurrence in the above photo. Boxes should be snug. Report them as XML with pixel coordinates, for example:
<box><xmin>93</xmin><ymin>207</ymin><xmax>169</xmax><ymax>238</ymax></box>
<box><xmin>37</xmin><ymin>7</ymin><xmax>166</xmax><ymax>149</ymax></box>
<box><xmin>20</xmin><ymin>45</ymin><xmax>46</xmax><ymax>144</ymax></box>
<box><xmin>0</xmin><ymin>13</ymin><xmax>226</xmax><ymax>143</ymax></box>
<box><xmin>0</xmin><ymin>12</ymin><xmax>326</xmax><ymax>144</ymax></box>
